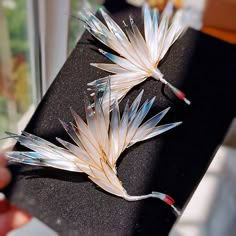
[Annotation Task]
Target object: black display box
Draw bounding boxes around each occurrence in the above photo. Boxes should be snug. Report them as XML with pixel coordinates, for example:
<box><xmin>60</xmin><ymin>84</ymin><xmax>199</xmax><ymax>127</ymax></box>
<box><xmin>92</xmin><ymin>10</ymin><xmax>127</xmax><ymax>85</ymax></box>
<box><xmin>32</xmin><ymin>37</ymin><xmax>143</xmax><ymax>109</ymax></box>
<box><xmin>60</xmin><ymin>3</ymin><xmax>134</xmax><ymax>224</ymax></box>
<box><xmin>6</xmin><ymin>1</ymin><xmax>236</xmax><ymax>235</ymax></box>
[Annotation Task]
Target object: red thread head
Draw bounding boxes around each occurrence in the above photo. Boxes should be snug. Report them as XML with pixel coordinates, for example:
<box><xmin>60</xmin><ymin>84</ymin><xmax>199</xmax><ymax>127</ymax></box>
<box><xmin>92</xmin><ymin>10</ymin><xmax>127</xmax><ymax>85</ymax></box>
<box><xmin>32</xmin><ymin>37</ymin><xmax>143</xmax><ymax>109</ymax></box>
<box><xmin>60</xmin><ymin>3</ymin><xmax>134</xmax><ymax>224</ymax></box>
<box><xmin>176</xmin><ymin>91</ymin><xmax>186</xmax><ymax>100</ymax></box>
<box><xmin>164</xmin><ymin>195</ymin><xmax>175</xmax><ymax>205</ymax></box>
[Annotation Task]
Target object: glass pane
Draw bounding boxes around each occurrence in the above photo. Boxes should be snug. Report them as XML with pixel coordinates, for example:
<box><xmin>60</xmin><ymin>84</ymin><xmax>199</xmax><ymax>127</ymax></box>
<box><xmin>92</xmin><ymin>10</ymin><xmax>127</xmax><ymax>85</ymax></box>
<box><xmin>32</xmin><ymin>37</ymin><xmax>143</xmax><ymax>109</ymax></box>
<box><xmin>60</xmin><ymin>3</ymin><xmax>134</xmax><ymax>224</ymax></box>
<box><xmin>0</xmin><ymin>0</ymin><xmax>35</xmax><ymax>149</ymax></box>
<box><xmin>69</xmin><ymin>0</ymin><xmax>105</xmax><ymax>54</ymax></box>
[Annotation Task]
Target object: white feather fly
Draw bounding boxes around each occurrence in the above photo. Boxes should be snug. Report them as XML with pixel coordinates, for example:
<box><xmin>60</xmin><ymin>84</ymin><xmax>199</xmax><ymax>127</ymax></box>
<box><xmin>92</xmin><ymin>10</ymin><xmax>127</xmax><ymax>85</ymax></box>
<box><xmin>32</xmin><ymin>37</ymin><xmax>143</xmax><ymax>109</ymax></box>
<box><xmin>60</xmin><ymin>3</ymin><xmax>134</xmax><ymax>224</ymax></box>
<box><xmin>79</xmin><ymin>2</ymin><xmax>191</xmax><ymax>106</ymax></box>
<box><xmin>4</xmin><ymin>82</ymin><xmax>181</xmax><ymax>214</ymax></box>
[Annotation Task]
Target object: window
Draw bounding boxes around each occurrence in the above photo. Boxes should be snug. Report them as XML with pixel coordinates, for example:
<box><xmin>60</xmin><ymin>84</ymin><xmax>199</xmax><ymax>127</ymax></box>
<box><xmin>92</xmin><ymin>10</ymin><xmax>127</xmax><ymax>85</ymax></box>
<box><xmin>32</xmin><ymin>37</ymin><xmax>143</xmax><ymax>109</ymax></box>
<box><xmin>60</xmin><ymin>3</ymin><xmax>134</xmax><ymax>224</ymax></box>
<box><xmin>0</xmin><ymin>0</ymin><xmax>36</xmax><ymax>149</ymax></box>
<box><xmin>0</xmin><ymin>0</ymin><xmax>105</xmax><ymax>149</ymax></box>
<box><xmin>69</xmin><ymin>0</ymin><xmax>105</xmax><ymax>54</ymax></box>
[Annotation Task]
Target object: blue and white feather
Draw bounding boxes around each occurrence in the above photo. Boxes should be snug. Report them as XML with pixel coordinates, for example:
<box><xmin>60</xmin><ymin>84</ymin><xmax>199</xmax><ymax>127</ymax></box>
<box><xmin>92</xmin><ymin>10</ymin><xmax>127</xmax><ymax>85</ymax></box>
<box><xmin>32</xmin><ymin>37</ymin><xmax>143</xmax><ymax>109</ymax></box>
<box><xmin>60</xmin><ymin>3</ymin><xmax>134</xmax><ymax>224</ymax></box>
<box><xmin>80</xmin><ymin>2</ymin><xmax>191</xmax><ymax>106</ymax></box>
<box><xmin>3</xmin><ymin>82</ymin><xmax>181</xmax><ymax>213</ymax></box>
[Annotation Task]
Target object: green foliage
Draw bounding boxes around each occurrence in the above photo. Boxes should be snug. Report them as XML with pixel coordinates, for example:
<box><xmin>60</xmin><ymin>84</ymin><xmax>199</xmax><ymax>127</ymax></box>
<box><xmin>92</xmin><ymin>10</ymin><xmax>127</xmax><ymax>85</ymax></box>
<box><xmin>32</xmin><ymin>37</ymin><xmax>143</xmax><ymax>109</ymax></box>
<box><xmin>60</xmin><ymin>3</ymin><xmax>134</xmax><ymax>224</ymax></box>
<box><xmin>69</xmin><ymin>0</ymin><xmax>83</xmax><ymax>52</ymax></box>
<box><xmin>68</xmin><ymin>0</ymin><xmax>102</xmax><ymax>53</ymax></box>
<box><xmin>0</xmin><ymin>95</ymin><xmax>7</xmax><ymax>113</ymax></box>
<box><xmin>4</xmin><ymin>0</ymin><xmax>28</xmax><ymax>56</ymax></box>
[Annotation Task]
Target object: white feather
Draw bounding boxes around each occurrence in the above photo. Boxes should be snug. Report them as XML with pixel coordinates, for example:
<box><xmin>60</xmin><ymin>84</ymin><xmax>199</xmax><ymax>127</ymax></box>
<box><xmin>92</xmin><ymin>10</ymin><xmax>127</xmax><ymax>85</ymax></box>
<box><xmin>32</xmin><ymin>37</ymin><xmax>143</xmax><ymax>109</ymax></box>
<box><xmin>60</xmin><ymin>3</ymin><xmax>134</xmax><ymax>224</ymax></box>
<box><xmin>83</xmin><ymin>3</ymin><xmax>191</xmax><ymax>105</ymax></box>
<box><xmin>4</xmin><ymin>82</ymin><xmax>181</xmax><ymax>212</ymax></box>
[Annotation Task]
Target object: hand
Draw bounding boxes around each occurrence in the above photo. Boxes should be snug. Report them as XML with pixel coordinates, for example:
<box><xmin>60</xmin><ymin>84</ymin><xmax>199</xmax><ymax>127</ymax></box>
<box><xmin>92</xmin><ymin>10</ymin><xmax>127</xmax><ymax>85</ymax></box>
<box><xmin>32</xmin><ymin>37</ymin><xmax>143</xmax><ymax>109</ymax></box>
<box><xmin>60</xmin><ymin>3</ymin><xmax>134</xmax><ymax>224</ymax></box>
<box><xmin>0</xmin><ymin>155</ymin><xmax>11</xmax><ymax>189</ymax></box>
<box><xmin>0</xmin><ymin>155</ymin><xmax>31</xmax><ymax>235</ymax></box>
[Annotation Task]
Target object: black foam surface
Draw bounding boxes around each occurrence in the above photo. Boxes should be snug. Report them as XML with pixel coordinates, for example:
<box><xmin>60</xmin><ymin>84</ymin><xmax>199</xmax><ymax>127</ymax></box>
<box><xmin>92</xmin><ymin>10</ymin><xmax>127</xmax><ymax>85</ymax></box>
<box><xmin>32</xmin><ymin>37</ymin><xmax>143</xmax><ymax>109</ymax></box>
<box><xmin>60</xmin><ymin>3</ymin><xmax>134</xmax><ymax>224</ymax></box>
<box><xmin>6</xmin><ymin>2</ymin><xmax>236</xmax><ymax>236</ymax></box>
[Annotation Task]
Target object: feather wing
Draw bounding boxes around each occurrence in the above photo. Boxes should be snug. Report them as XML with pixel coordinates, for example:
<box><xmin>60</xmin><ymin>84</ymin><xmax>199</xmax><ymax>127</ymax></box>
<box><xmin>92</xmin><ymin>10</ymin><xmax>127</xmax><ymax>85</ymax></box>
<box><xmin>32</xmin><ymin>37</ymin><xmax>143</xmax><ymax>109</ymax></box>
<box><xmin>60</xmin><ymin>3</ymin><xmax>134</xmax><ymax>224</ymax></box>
<box><xmin>3</xmin><ymin>82</ymin><xmax>181</xmax><ymax>205</ymax></box>
<box><xmin>82</xmin><ymin>2</ymin><xmax>191</xmax><ymax>105</ymax></box>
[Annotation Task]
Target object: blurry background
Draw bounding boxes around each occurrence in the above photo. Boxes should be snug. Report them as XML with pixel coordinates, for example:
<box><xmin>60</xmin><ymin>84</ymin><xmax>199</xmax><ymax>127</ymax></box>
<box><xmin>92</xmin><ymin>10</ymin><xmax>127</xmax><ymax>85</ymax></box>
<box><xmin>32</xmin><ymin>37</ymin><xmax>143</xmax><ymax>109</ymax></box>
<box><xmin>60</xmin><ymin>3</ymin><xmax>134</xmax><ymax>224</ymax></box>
<box><xmin>0</xmin><ymin>0</ymin><xmax>104</xmax><ymax>149</ymax></box>
<box><xmin>0</xmin><ymin>0</ymin><xmax>235</xmax><ymax>235</ymax></box>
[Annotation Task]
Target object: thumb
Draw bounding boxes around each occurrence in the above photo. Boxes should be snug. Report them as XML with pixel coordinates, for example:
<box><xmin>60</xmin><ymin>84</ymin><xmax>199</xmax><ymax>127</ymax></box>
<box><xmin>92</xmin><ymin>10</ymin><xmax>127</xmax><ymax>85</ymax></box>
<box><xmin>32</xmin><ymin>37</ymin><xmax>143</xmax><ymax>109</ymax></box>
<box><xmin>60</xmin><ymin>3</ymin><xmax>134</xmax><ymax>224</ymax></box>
<box><xmin>0</xmin><ymin>193</ymin><xmax>31</xmax><ymax>235</ymax></box>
